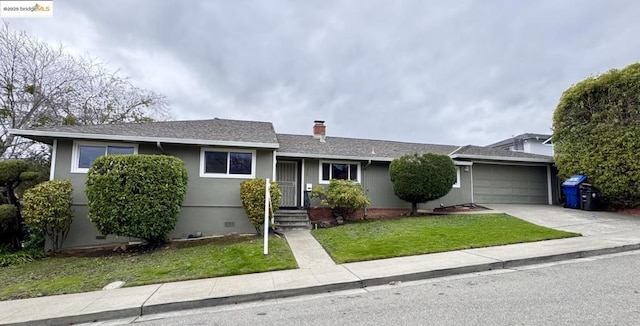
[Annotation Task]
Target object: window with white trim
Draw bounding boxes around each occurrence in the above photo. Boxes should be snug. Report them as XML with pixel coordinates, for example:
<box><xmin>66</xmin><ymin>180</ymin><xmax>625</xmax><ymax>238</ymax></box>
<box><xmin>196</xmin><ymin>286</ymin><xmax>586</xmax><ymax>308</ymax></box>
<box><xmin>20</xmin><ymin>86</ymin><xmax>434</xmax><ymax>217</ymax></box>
<box><xmin>319</xmin><ymin>161</ymin><xmax>360</xmax><ymax>184</ymax></box>
<box><xmin>71</xmin><ymin>141</ymin><xmax>138</xmax><ymax>173</ymax></box>
<box><xmin>452</xmin><ymin>167</ymin><xmax>461</xmax><ymax>188</ymax></box>
<box><xmin>200</xmin><ymin>148</ymin><xmax>256</xmax><ymax>178</ymax></box>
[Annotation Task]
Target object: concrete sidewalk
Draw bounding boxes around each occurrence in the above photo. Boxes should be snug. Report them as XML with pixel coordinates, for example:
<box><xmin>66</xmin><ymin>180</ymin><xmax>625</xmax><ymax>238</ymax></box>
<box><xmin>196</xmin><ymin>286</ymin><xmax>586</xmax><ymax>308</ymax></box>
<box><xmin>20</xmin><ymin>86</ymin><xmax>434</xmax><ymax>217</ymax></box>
<box><xmin>2</xmin><ymin>205</ymin><xmax>640</xmax><ymax>326</ymax></box>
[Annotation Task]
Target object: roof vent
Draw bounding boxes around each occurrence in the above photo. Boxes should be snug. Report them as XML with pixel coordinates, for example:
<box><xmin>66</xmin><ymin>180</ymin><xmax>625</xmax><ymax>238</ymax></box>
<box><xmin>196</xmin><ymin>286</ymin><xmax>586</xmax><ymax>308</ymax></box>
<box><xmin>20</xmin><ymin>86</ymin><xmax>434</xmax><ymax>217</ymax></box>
<box><xmin>313</xmin><ymin>120</ymin><xmax>326</xmax><ymax>143</ymax></box>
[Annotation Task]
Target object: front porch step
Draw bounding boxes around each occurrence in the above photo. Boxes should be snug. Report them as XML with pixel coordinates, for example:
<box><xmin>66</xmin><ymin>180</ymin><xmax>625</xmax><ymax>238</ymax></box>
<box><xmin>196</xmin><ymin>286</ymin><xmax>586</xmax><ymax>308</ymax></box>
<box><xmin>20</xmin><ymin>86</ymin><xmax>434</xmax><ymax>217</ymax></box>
<box><xmin>274</xmin><ymin>209</ymin><xmax>311</xmax><ymax>231</ymax></box>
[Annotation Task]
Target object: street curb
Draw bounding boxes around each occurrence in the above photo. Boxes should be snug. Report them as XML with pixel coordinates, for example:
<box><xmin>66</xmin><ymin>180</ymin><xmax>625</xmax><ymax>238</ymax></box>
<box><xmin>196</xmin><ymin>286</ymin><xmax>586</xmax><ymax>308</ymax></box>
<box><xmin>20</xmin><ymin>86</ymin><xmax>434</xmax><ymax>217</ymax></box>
<box><xmin>3</xmin><ymin>307</ymin><xmax>141</xmax><ymax>326</ymax></box>
<box><xmin>141</xmin><ymin>281</ymin><xmax>365</xmax><ymax>315</ymax></box>
<box><xmin>4</xmin><ymin>243</ymin><xmax>640</xmax><ymax>326</ymax></box>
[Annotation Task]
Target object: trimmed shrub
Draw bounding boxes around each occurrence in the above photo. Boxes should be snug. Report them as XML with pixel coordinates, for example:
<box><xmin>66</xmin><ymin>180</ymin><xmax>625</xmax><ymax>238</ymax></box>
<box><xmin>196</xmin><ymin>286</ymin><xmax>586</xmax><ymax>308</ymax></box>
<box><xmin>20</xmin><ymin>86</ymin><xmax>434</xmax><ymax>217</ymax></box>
<box><xmin>22</xmin><ymin>180</ymin><xmax>73</xmax><ymax>252</ymax></box>
<box><xmin>0</xmin><ymin>160</ymin><xmax>31</xmax><ymax>185</ymax></box>
<box><xmin>240</xmin><ymin>179</ymin><xmax>281</xmax><ymax>233</ymax></box>
<box><xmin>0</xmin><ymin>204</ymin><xmax>17</xmax><ymax>226</ymax></box>
<box><xmin>0</xmin><ymin>204</ymin><xmax>17</xmax><ymax>248</ymax></box>
<box><xmin>389</xmin><ymin>153</ymin><xmax>457</xmax><ymax>215</ymax></box>
<box><xmin>553</xmin><ymin>62</ymin><xmax>640</xmax><ymax>207</ymax></box>
<box><xmin>0</xmin><ymin>159</ymin><xmax>47</xmax><ymax>249</ymax></box>
<box><xmin>86</xmin><ymin>155</ymin><xmax>188</xmax><ymax>245</ymax></box>
<box><xmin>311</xmin><ymin>179</ymin><xmax>370</xmax><ymax>220</ymax></box>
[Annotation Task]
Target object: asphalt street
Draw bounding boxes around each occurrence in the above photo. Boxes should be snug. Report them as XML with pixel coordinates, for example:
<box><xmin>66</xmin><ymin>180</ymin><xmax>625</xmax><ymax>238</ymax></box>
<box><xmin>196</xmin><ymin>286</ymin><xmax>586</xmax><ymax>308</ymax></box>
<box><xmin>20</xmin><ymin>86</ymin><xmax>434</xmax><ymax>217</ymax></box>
<box><xmin>97</xmin><ymin>251</ymin><xmax>640</xmax><ymax>326</ymax></box>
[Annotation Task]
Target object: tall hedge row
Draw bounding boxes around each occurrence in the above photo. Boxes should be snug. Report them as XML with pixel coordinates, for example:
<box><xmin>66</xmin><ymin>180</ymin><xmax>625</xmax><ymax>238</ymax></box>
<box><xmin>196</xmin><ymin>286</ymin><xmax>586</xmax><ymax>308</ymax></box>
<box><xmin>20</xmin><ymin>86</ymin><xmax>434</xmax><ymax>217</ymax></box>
<box><xmin>86</xmin><ymin>155</ymin><xmax>188</xmax><ymax>244</ymax></box>
<box><xmin>553</xmin><ymin>62</ymin><xmax>640</xmax><ymax>207</ymax></box>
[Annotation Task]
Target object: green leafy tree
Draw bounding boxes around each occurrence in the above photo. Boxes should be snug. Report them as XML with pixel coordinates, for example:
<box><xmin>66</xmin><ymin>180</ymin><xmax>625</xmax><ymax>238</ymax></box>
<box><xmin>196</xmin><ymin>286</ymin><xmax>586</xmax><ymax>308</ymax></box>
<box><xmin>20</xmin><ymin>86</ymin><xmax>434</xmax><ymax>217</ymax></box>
<box><xmin>553</xmin><ymin>62</ymin><xmax>640</xmax><ymax>207</ymax></box>
<box><xmin>0</xmin><ymin>159</ymin><xmax>41</xmax><ymax>249</ymax></box>
<box><xmin>240</xmin><ymin>179</ymin><xmax>281</xmax><ymax>233</ymax></box>
<box><xmin>22</xmin><ymin>180</ymin><xmax>73</xmax><ymax>252</ymax></box>
<box><xmin>86</xmin><ymin>155</ymin><xmax>188</xmax><ymax>245</ymax></box>
<box><xmin>389</xmin><ymin>153</ymin><xmax>457</xmax><ymax>215</ymax></box>
<box><xmin>311</xmin><ymin>179</ymin><xmax>370</xmax><ymax>220</ymax></box>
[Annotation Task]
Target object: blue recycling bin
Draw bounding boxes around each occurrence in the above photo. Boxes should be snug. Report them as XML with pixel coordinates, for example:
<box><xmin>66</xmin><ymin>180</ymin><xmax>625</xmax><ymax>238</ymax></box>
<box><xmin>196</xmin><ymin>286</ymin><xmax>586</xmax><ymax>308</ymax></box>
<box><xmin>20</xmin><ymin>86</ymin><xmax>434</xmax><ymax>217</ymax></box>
<box><xmin>562</xmin><ymin>174</ymin><xmax>587</xmax><ymax>209</ymax></box>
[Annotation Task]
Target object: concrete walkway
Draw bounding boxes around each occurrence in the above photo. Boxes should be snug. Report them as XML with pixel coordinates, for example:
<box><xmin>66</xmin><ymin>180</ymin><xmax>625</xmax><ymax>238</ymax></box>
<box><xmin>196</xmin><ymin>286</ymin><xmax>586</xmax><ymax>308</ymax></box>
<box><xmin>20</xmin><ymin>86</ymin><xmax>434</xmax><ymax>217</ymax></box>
<box><xmin>2</xmin><ymin>205</ymin><xmax>640</xmax><ymax>326</ymax></box>
<box><xmin>284</xmin><ymin>230</ymin><xmax>336</xmax><ymax>269</ymax></box>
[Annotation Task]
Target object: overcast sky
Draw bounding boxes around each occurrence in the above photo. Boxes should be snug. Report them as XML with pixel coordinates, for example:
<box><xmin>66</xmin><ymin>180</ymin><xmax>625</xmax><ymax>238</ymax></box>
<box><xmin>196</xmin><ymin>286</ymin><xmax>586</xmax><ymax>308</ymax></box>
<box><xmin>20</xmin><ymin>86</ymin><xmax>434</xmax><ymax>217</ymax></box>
<box><xmin>7</xmin><ymin>1</ymin><xmax>640</xmax><ymax>146</ymax></box>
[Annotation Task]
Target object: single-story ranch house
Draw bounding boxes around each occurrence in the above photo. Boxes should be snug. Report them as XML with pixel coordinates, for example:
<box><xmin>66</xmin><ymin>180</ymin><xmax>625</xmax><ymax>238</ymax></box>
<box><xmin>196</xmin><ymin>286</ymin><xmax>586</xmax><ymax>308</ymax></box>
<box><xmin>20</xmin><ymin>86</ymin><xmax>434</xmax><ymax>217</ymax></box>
<box><xmin>10</xmin><ymin>119</ymin><xmax>559</xmax><ymax>248</ymax></box>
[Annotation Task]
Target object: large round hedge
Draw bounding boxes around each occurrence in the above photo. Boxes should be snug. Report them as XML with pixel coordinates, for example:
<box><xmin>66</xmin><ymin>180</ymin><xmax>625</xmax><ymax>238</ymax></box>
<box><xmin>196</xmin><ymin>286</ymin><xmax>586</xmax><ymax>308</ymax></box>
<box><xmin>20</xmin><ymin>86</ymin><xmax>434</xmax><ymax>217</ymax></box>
<box><xmin>553</xmin><ymin>62</ymin><xmax>640</xmax><ymax>207</ymax></box>
<box><xmin>389</xmin><ymin>153</ymin><xmax>457</xmax><ymax>215</ymax></box>
<box><xmin>86</xmin><ymin>154</ymin><xmax>188</xmax><ymax>244</ymax></box>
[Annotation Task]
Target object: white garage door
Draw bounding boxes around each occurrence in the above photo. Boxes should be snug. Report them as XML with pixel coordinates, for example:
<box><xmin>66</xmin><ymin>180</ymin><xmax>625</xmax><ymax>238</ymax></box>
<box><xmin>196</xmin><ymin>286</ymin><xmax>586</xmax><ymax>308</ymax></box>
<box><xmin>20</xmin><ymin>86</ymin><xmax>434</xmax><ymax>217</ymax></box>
<box><xmin>473</xmin><ymin>164</ymin><xmax>548</xmax><ymax>204</ymax></box>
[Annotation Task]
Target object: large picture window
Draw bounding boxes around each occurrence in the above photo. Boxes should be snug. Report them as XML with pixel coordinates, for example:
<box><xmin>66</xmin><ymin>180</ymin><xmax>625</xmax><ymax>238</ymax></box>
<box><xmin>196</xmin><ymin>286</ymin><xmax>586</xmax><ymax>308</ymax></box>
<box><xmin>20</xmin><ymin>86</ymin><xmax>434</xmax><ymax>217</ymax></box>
<box><xmin>71</xmin><ymin>141</ymin><xmax>137</xmax><ymax>173</ymax></box>
<box><xmin>319</xmin><ymin>161</ymin><xmax>360</xmax><ymax>184</ymax></box>
<box><xmin>200</xmin><ymin>148</ymin><xmax>256</xmax><ymax>178</ymax></box>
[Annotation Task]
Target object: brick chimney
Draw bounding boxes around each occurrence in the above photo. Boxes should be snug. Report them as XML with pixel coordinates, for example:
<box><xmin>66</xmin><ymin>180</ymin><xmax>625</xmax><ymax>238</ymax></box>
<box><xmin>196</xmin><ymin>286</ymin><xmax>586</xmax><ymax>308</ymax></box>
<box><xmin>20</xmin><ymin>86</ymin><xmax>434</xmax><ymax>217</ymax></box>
<box><xmin>313</xmin><ymin>120</ymin><xmax>326</xmax><ymax>142</ymax></box>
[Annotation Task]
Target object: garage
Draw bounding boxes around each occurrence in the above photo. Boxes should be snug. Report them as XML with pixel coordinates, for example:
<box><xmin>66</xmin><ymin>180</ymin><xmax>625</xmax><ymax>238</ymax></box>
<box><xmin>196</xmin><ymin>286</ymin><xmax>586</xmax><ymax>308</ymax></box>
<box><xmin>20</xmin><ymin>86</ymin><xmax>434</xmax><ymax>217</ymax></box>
<box><xmin>473</xmin><ymin>163</ymin><xmax>549</xmax><ymax>204</ymax></box>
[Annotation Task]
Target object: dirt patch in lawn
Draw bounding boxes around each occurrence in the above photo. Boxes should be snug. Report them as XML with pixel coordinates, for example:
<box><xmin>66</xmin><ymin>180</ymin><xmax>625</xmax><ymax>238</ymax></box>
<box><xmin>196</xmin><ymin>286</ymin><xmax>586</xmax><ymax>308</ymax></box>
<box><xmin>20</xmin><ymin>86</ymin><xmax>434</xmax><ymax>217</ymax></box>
<box><xmin>52</xmin><ymin>234</ymin><xmax>258</xmax><ymax>258</ymax></box>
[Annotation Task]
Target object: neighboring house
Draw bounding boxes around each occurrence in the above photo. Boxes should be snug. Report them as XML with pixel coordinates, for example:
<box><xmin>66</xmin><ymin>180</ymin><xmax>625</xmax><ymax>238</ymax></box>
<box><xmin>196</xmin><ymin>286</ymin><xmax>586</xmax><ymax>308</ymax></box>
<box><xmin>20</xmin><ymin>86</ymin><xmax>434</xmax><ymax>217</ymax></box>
<box><xmin>10</xmin><ymin>119</ymin><xmax>558</xmax><ymax>248</ymax></box>
<box><xmin>487</xmin><ymin>133</ymin><xmax>554</xmax><ymax>156</ymax></box>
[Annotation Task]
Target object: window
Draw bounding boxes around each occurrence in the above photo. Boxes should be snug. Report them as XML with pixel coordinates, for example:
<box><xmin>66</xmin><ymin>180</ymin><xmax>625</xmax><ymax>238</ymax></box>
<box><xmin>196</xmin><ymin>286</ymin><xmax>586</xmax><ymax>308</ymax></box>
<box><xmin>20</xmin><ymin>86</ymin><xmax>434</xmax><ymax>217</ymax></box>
<box><xmin>71</xmin><ymin>141</ymin><xmax>137</xmax><ymax>173</ymax></box>
<box><xmin>200</xmin><ymin>148</ymin><xmax>256</xmax><ymax>178</ymax></box>
<box><xmin>452</xmin><ymin>167</ymin><xmax>461</xmax><ymax>188</ymax></box>
<box><xmin>319</xmin><ymin>161</ymin><xmax>360</xmax><ymax>183</ymax></box>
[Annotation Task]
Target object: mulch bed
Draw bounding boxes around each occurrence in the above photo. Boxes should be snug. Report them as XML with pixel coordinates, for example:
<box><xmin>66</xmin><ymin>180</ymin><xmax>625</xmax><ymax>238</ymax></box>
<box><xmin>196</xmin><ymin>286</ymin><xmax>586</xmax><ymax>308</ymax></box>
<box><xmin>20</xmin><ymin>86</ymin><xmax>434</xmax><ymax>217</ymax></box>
<box><xmin>432</xmin><ymin>203</ymin><xmax>490</xmax><ymax>213</ymax></box>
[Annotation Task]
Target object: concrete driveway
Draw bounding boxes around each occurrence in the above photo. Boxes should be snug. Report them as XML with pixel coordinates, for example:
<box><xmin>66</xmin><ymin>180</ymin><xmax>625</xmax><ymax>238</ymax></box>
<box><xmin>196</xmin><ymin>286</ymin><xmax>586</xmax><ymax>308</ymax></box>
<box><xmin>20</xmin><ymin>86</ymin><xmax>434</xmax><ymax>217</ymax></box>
<box><xmin>484</xmin><ymin>204</ymin><xmax>640</xmax><ymax>236</ymax></box>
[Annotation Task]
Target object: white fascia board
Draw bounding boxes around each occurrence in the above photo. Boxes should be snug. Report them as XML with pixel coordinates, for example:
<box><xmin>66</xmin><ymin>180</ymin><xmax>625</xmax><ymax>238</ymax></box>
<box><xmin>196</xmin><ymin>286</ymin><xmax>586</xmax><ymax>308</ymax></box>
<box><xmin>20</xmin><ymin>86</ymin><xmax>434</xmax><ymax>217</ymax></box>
<box><xmin>49</xmin><ymin>139</ymin><xmax>57</xmax><ymax>180</ymax></box>
<box><xmin>450</xmin><ymin>153</ymin><xmax>554</xmax><ymax>163</ymax></box>
<box><xmin>453</xmin><ymin>160</ymin><xmax>473</xmax><ymax>166</ymax></box>
<box><xmin>275</xmin><ymin>152</ymin><xmax>394</xmax><ymax>162</ymax></box>
<box><xmin>278</xmin><ymin>152</ymin><xmax>479</xmax><ymax>164</ymax></box>
<box><xmin>8</xmin><ymin>129</ymin><xmax>280</xmax><ymax>149</ymax></box>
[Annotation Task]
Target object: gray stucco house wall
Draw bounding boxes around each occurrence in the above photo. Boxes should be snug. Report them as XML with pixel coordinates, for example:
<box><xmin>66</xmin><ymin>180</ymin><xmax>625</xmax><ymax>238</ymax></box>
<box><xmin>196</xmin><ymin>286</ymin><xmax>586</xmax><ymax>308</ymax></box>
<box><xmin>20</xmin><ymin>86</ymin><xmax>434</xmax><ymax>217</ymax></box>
<box><xmin>11</xmin><ymin>119</ymin><xmax>558</xmax><ymax>248</ymax></box>
<box><xmin>54</xmin><ymin>139</ymin><xmax>276</xmax><ymax>248</ymax></box>
<box><xmin>12</xmin><ymin>119</ymin><xmax>280</xmax><ymax>248</ymax></box>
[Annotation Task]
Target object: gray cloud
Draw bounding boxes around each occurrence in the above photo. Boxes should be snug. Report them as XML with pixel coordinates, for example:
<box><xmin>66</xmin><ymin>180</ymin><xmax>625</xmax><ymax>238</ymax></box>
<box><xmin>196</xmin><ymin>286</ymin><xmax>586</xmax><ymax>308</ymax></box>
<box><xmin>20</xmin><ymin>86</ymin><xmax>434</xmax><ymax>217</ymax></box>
<box><xmin>10</xmin><ymin>0</ymin><xmax>640</xmax><ymax>146</ymax></box>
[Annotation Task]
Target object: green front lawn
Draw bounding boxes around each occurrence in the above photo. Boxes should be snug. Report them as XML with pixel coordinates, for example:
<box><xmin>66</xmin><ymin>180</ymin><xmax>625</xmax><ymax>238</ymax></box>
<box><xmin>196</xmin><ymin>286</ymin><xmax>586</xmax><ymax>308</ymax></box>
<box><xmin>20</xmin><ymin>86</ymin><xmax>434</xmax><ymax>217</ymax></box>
<box><xmin>0</xmin><ymin>235</ymin><xmax>297</xmax><ymax>301</ymax></box>
<box><xmin>311</xmin><ymin>213</ymin><xmax>580</xmax><ymax>263</ymax></box>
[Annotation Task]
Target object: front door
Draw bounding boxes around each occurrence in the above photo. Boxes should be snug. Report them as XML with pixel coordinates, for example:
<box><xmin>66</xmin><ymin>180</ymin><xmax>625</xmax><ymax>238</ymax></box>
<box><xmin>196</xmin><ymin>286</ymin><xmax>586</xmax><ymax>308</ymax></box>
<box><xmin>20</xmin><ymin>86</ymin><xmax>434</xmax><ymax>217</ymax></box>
<box><xmin>276</xmin><ymin>161</ymin><xmax>298</xmax><ymax>207</ymax></box>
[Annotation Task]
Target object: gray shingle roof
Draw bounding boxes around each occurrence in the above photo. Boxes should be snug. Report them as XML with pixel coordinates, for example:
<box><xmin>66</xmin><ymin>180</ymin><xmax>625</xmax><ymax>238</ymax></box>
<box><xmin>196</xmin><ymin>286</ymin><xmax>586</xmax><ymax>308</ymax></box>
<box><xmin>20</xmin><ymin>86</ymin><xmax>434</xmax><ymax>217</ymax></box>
<box><xmin>452</xmin><ymin>145</ymin><xmax>554</xmax><ymax>162</ymax></box>
<box><xmin>487</xmin><ymin>133</ymin><xmax>552</xmax><ymax>148</ymax></box>
<box><xmin>11</xmin><ymin>118</ymin><xmax>554</xmax><ymax>163</ymax></box>
<box><xmin>11</xmin><ymin>119</ymin><xmax>280</xmax><ymax>148</ymax></box>
<box><xmin>276</xmin><ymin>134</ymin><xmax>459</xmax><ymax>160</ymax></box>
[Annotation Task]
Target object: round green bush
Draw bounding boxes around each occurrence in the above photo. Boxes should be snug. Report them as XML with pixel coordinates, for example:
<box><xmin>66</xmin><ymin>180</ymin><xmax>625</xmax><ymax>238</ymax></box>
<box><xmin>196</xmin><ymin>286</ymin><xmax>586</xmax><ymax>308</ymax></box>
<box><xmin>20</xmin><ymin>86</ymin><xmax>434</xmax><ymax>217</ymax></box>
<box><xmin>240</xmin><ymin>179</ymin><xmax>281</xmax><ymax>232</ymax></box>
<box><xmin>0</xmin><ymin>204</ymin><xmax>17</xmax><ymax>226</ymax></box>
<box><xmin>22</xmin><ymin>180</ymin><xmax>73</xmax><ymax>252</ymax></box>
<box><xmin>389</xmin><ymin>153</ymin><xmax>457</xmax><ymax>215</ymax></box>
<box><xmin>0</xmin><ymin>160</ymin><xmax>30</xmax><ymax>183</ymax></box>
<box><xmin>86</xmin><ymin>155</ymin><xmax>188</xmax><ymax>244</ymax></box>
<box><xmin>311</xmin><ymin>179</ymin><xmax>370</xmax><ymax>219</ymax></box>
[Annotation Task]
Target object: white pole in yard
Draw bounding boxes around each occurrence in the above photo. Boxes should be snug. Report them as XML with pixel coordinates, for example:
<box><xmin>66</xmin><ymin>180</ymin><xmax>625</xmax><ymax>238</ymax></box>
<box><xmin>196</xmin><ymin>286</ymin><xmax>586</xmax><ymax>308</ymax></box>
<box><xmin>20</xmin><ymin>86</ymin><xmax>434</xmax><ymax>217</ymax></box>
<box><xmin>264</xmin><ymin>178</ymin><xmax>271</xmax><ymax>255</ymax></box>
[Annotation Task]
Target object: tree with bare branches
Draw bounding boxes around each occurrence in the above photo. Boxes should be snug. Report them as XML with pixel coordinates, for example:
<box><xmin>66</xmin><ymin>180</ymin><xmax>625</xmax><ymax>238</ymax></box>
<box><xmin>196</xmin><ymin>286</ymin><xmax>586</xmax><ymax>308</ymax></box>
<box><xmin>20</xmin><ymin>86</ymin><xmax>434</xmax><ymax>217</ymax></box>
<box><xmin>0</xmin><ymin>23</ymin><xmax>169</xmax><ymax>161</ymax></box>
